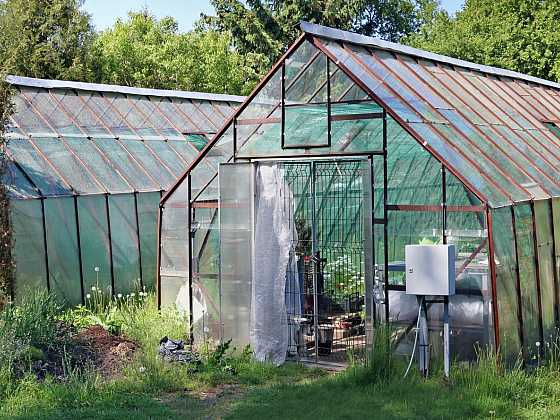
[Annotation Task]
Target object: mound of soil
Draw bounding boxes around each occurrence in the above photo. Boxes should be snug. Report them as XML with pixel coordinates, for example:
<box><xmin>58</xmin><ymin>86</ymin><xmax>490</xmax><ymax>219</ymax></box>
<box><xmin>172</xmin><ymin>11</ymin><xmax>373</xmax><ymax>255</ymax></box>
<box><xmin>74</xmin><ymin>325</ymin><xmax>138</xmax><ymax>377</ymax></box>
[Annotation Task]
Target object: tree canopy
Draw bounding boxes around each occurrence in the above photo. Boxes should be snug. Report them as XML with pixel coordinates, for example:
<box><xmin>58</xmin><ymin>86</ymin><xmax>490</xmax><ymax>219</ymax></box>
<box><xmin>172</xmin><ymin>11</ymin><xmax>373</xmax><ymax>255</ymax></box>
<box><xmin>406</xmin><ymin>0</ymin><xmax>560</xmax><ymax>82</ymax></box>
<box><xmin>93</xmin><ymin>11</ymin><xmax>260</xmax><ymax>95</ymax></box>
<box><xmin>200</xmin><ymin>0</ymin><xmax>439</xmax><ymax>73</ymax></box>
<box><xmin>0</xmin><ymin>0</ymin><xmax>97</xmax><ymax>81</ymax></box>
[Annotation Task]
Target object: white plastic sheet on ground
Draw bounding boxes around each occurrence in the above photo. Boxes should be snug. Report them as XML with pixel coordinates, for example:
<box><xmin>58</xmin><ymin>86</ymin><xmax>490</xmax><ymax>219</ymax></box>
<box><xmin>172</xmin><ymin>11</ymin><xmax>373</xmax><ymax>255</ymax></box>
<box><xmin>251</xmin><ymin>163</ymin><xmax>297</xmax><ymax>365</ymax></box>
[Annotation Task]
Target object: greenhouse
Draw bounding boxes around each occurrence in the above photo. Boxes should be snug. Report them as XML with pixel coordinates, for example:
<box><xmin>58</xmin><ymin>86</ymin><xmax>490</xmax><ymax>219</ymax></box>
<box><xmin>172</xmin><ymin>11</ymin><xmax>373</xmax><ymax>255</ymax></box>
<box><xmin>3</xmin><ymin>75</ymin><xmax>244</xmax><ymax>305</ymax></box>
<box><xmin>159</xmin><ymin>21</ymin><xmax>560</xmax><ymax>366</ymax></box>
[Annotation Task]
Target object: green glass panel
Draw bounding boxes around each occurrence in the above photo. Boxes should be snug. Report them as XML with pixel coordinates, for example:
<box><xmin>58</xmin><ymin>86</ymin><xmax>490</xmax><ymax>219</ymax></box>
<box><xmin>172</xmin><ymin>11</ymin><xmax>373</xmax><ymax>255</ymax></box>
<box><xmin>108</xmin><ymin>194</ymin><xmax>141</xmax><ymax>294</ymax></box>
<box><xmin>32</xmin><ymin>137</ymin><xmax>103</xmax><ymax>194</ymax></box>
<box><xmin>186</xmin><ymin>134</ymin><xmax>208</xmax><ymax>151</ymax></box>
<box><xmin>137</xmin><ymin>192</ymin><xmax>160</xmax><ymax>291</ymax></box>
<box><xmin>95</xmin><ymin>138</ymin><xmax>158</xmax><ymax>191</ymax></box>
<box><xmin>44</xmin><ymin>197</ymin><xmax>82</xmax><ymax>305</ymax></box>
<box><xmin>534</xmin><ymin>200</ymin><xmax>556</xmax><ymax>342</ymax></box>
<box><xmin>3</xmin><ymin>161</ymin><xmax>39</xmax><ymax>199</ymax></box>
<box><xmin>7</xmin><ymin>138</ymin><xmax>72</xmax><ymax>196</ymax></box>
<box><xmin>63</xmin><ymin>137</ymin><xmax>132</xmax><ymax>193</ymax></box>
<box><xmin>514</xmin><ymin>204</ymin><xmax>541</xmax><ymax>361</ymax></box>
<box><xmin>491</xmin><ymin>207</ymin><xmax>522</xmax><ymax>363</ymax></box>
<box><xmin>120</xmin><ymin>139</ymin><xmax>175</xmax><ymax>189</ymax></box>
<box><xmin>77</xmin><ymin>196</ymin><xmax>112</xmax><ymax>293</ymax></box>
<box><xmin>11</xmin><ymin>199</ymin><xmax>47</xmax><ymax>300</ymax></box>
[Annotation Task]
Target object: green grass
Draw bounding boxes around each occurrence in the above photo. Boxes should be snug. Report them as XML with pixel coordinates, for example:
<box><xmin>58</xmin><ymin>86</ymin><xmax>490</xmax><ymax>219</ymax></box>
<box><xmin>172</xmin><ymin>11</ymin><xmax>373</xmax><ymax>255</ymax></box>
<box><xmin>3</xmin><ymin>291</ymin><xmax>560</xmax><ymax>419</ymax></box>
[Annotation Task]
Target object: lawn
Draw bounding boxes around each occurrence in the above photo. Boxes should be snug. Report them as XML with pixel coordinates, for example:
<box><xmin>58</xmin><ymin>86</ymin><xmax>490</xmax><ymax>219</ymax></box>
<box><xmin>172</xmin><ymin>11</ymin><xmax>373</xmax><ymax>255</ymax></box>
<box><xmin>1</xmin><ymin>291</ymin><xmax>560</xmax><ymax>419</ymax></box>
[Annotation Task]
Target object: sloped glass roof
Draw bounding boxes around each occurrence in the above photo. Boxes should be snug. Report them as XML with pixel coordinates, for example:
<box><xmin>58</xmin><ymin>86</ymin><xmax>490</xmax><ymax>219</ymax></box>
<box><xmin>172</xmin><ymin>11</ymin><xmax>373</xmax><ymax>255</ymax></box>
<box><xmin>4</xmin><ymin>76</ymin><xmax>244</xmax><ymax>199</ymax></box>
<box><xmin>300</xmin><ymin>22</ymin><xmax>560</xmax><ymax>207</ymax></box>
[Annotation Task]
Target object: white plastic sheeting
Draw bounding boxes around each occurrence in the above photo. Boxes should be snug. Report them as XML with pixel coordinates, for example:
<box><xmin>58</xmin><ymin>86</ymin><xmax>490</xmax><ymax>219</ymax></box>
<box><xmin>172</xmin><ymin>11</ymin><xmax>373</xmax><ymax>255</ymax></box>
<box><xmin>251</xmin><ymin>164</ymin><xmax>296</xmax><ymax>365</ymax></box>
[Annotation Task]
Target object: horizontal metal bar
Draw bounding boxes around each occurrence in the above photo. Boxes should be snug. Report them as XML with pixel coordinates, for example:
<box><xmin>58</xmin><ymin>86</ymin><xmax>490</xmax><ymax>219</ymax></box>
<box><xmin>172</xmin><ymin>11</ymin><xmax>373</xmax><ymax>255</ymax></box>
<box><xmin>330</xmin><ymin>112</ymin><xmax>384</xmax><ymax>121</ymax></box>
<box><xmin>387</xmin><ymin>204</ymin><xmax>485</xmax><ymax>212</ymax></box>
<box><xmin>236</xmin><ymin>117</ymin><xmax>281</xmax><ymax>126</ymax></box>
<box><xmin>240</xmin><ymin>150</ymin><xmax>384</xmax><ymax>160</ymax></box>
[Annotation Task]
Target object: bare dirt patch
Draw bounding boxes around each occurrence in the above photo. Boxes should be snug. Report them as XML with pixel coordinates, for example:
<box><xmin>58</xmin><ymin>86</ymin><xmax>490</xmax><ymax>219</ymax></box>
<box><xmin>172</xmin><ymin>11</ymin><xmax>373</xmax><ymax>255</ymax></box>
<box><xmin>74</xmin><ymin>325</ymin><xmax>138</xmax><ymax>377</ymax></box>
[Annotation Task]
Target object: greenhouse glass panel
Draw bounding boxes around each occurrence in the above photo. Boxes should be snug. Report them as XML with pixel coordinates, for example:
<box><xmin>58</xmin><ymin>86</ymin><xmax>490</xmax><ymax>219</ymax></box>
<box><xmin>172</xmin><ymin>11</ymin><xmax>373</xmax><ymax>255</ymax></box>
<box><xmin>155</xmin><ymin>98</ymin><xmax>199</xmax><ymax>134</ymax></box>
<box><xmin>108</xmin><ymin>94</ymin><xmax>160</xmax><ymax>138</ymax></box>
<box><xmin>21</xmin><ymin>88</ymin><xmax>82</xmax><ymax>136</ymax></box>
<box><xmin>160</xmin><ymin>180</ymin><xmax>189</xmax><ymax>312</ymax></box>
<box><xmin>552</xmin><ymin>198</ymin><xmax>560</xmax><ymax>301</ymax></box>
<box><xmin>50</xmin><ymin>90</ymin><xmax>112</xmax><ymax>137</ymax></box>
<box><xmin>491</xmin><ymin>207</ymin><xmax>522</xmax><ymax>363</ymax></box>
<box><xmin>533</xmin><ymin>200</ymin><xmax>556</xmax><ymax>342</ymax></box>
<box><xmin>144</xmin><ymin>140</ymin><xmax>188</xmax><ymax>177</ymax></box>
<box><xmin>7</xmin><ymin>138</ymin><xmax>72</xmax><ymax>196</ymax></box>
<box><xmin>77</xmin><ymin>195</ymin><xmax>112</xmax><ymax>293</ymax></box>
<box><xmin>63</xmin><ymin>137</ymin><xmax>132</xmax><ymax>193</ymax></box>
<box><xmin>10</xmin><ymin>93</ymin><xmax>56</xmax><ymax>137</ymax></box>
<box><xmin>120</xmin><ymin>139</ymin><xmax>175</xmax><ymax>189</ymax></box>
<box><xmin>84</xmin><ymin>92</ymin><xmax>135</xmax><ymax>138</ymax></box>
<box><xmin>514</xmin><ymin>204</ymin><xmax>541</xmax><ymax>361</ymax></box>
<box><xmin>94</xmin><ymin>138</ymin><xmax>158</xmax><ymax>191</ymax></box>
<box><xmin>3</xmin><ymin>161</ymin><xmax>39</xmax><ymax>199</ymax></box>
<box><xmin>11</xmin><ymin>199</ymin><xmax>47</xmax><ymax>299</ymax></box>
<box><xmin>44</xmin><ymin>197</ymin><xmax>82</xmax><ymax>305</ymax></box>
<box><xmin>218</xmin><ymin>163</ymin><xmax>253</xmax><ymax>347</ymax></box>
<box><xmin>32</xmin><ymin>137</ymin><xmax>104</xmax><ymax>194</ymax></box>
<box><xmin>137</xmin><ymin>192</ymin><xmax>160</xmax><ymax>291</ymax></box>
<box><xmin>284</xmin><ymin>41</ymin><xmax>328</xmax><ymax>148</ymax></box>
<box><xmin>192</xmin><ymin>204</ymin><xmax>220</xmax><ymax>343</ymax></box>
<box><xmin>174</xmin><ymin>99</ymin><xmax>214</xmax><ymax>132</ymax></box>
<box><xmin>108</xmin><ymin>194</ymin><xmax>141</xmax><ymax>294</ymax></box>
<box><xmin>185</xmin><ymin>134</ymin><xmax>208</xmax><ymax>152</ymax></box>
<box><xmin>133</xmin><ymin>96</ymin><xmax>182</xmax><ymax>139</ymax></box>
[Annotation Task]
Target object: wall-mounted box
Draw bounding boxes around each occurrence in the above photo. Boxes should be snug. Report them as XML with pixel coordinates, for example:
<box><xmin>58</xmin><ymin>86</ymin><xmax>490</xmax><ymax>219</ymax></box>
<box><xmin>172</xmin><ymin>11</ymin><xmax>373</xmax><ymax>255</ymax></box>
<box><xmin>405</xmin><ymin>244</ymin><xmax>456</xmax><ymax>296</ymax></box>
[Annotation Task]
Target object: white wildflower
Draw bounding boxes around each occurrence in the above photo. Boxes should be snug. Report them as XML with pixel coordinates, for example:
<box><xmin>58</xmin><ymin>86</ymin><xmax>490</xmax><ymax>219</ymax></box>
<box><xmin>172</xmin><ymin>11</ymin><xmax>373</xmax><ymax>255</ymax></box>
<box><xmin>86</xmin><ymin>293</ymin><xmax>91</xmax><ymax>299</ymax></box>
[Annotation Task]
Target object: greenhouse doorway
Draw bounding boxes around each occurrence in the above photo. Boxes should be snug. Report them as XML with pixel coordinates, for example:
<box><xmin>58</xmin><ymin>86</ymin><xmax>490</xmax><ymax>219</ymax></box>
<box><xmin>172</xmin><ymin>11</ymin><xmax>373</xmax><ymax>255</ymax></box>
<box><xmin>280</xmin><ymin>160</ymin><xmax>373</xmax><ymax>365</ymax></box>
<box><xmin>217</xmin><ymin>158</ymin><xmax>374</xmax><ymax>366</ymax></box>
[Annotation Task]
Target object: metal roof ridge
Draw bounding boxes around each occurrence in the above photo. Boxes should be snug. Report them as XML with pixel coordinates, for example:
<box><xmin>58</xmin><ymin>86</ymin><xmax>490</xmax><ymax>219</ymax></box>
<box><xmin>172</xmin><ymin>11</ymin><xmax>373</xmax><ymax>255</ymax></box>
<box><xmin>300</xmin><ymin>21</ymin><xmax>560</xmax><ymax>91</ymax></box>
<box><xmin>5</xmin><ymin>75</ymin><xmax>247</xmax><ymax>103</ymax></box>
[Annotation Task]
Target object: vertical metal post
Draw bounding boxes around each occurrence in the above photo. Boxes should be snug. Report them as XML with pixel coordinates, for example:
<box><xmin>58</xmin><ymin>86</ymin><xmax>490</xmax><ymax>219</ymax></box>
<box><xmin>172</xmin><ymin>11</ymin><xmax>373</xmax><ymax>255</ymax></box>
<box><xmin>530</xmin><ymin>201</ymin><xmax>545</xmax><ymax>354</ymax></box>
<box><xmin>156</xmin><ymin>204</ymin><xmax>163</xmax><ymax>308</ymax></box>
<box><xmin>187</xmin><ymin>175</ymin><xmax>194</xmax><ymax>344</ymax></box>
<box><xmin>133</xmin><ymin>192</ymin><xmax>144</xmax><ymax>289</ymax></box>
<box><xmin>548</xmin><ymin>198</ymin><xmax>559</xmax><ymax>325</ymax></box>
<box><xmin>233</xmin><ymin>118</ymin><xmax>238</xmax><ymax>162</ymax></box>
<box><xmin>382</xmin><ymin>110</ymin><xmax>389</xmax><ymax>322</ymax></box>
<box><xmin>326</xmin><ymin>58</ymin><xmax>332</xmax><ymax>148</ymax></box>
<box><xmin>443</xmin><ymin>298</ymin><xmax>450</xmax><ymax>379</ymax></box>
<box><xmin>486</xmin><ymin>209</ymin><xmax>501</xmax><ymax>353</ymax></box>
<box><xmin>281</xmin><ymin>63</ymin><xmax>286</xmax><ymax>149</ymax></box>
<box><xmin>311</xmin><ymin>161</ymin><xmax>319</xmax><ymax>362</ymax></box>
<box><xmin>73</xmin><ymin>196</ymin><xmax>85</xmax><ymax>304</ymax></box>
<box><xmin>511</xmin><ymin>206</ymin><xmax>526</xmax><ymax>363</ymax></box>
<box><xmin>40</xmin><ymin>197</ymin><xmax>50</xmax><ymax>292</ymax></box>
<box><xmin>105</xmin><ymin>194</ymin><xmax>115</xmax><ymax>295</ymax></box>
<box><xmin>370</xmin><ymin>155</ymin><xmax>376</xmax><ymax>326</ymax></box>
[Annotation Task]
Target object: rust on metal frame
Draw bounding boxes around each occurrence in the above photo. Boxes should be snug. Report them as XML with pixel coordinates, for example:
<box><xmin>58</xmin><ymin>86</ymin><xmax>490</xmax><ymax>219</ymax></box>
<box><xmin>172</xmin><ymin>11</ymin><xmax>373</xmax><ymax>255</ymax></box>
<box><xmin>402</xmin><ymin>58</ymin><xmax>560</xmax><ymax>191</ymax></box>
<box><xmin>529</xmin><ymin>202</ymin><xmax>545</xmax><ymax>353</ymax></box>
<box><xmin>330</xmin><ymin>112</ymin><xmax>384</xmax><ymax>121</ymax></box>
<box><xmin>444</xmin><ymin>67</ymin><xmax>560</xmax><ymax>188</ymax></box>
<box><xmin>310</xmin><ymin>36</ymin><xmax>490</xmax><ymax>205</ymax></box>
<box><xmin>387</xmin><ymin>204</ymin><xmax>485</xmax><ymax>212</ymax></box>
<box><xmin>367</xmin><ymin>50</ymin><xmax>543</xmax><ymax>198</ymax></box>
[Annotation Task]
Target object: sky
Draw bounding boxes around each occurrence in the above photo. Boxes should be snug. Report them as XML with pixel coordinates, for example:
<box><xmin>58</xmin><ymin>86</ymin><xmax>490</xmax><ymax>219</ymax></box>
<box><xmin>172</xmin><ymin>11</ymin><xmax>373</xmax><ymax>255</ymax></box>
<box><xmin>83</xmin><ymin>0</ymin><xmax>466</xmax><ymax>32</ymax></box>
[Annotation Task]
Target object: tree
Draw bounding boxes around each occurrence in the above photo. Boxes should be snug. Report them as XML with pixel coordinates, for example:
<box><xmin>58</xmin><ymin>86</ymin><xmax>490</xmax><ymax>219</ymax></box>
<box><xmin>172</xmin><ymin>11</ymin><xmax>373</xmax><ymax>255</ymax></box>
<box><xmin>405</xmin><ymin>0</ymin><xmax>560</xmax><ymax>82</ymax></box>
<box><xmin>200</xmin><ymin>0</ymin><xmax>439</xmax><ymax>74</ymax></box>
<box><xmin>0</xmin><ymin>0</ymin><xmax>97</xmax><ymax>81</ymax></box>
<box><xmin>93</xmin><ymin>11</ymin><xmax>260</xmax><ymax>95</ymax></box>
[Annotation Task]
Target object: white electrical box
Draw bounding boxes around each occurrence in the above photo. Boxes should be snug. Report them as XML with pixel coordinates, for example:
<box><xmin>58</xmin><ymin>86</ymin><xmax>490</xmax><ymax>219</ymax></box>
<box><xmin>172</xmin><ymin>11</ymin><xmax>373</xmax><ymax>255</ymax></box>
<box><xmin>405</xmin><ymin>244</ymin><xmax>456</xmax><ymax>296</ymax></box>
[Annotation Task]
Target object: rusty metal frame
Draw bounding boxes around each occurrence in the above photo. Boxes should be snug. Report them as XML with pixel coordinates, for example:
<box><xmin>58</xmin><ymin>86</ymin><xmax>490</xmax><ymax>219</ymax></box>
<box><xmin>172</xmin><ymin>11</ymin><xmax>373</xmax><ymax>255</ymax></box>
<box><xmin>309</xmin><ymin>36</ymin><xmax>491</xmax><ymax>205</ymax></box>
<box><xmin>403</xmin><ymin>59</ymin><xmax>560</xmax><ymax>192</ymax></box>
<box><xmin>549</xmin><ymin>198</ymin><xmax>560</xmax><ymax>325</ymax></box>
<box><xmin>529</xmin><ymin>201</ymin><xmax>545</xmax><ymax>353</ymax></box>
<box><xmin>364</xmin><ymin>50</ymin><xmax>537</xmax><ymax>199</ymax></box>
<box><xmin>486</xmin><ymin>208</ymin><xmax>501</xmax><ymax>351</ymax></box>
